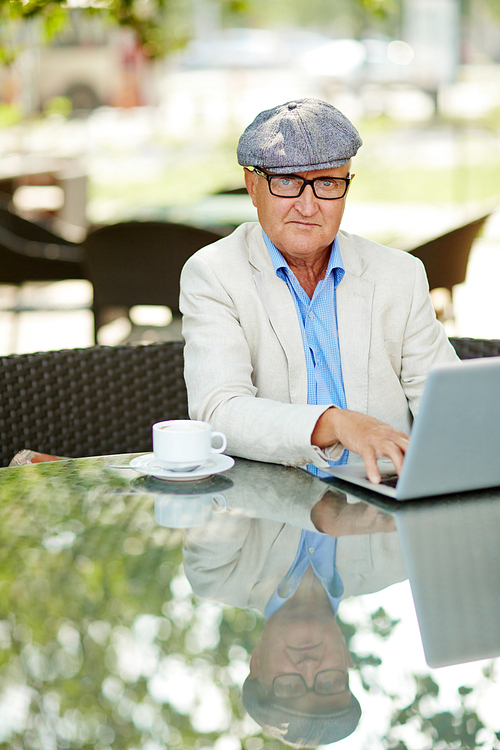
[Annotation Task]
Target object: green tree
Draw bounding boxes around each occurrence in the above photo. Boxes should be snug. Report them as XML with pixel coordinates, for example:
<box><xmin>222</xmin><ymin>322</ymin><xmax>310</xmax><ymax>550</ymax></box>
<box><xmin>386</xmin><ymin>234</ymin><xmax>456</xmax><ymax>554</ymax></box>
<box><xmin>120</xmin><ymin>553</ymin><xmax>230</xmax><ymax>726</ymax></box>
<box><xmin>0</xmin><ymin>0</ymin><xmax>402</xmax><ymax>64</ymax></box>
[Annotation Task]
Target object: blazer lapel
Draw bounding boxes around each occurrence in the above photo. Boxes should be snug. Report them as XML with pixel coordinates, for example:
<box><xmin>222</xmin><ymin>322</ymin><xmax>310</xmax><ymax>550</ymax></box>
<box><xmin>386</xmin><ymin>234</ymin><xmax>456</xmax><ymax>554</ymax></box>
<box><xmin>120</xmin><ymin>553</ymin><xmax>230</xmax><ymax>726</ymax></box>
<box><xmin>249</xmin><ymin>229</ymin><xmax>308</xmax><ymax>404</ymax></box>
<box><xmin>336</xmin><ymin>232</ymin><xmax>374</xmax><ymax>415</ymax></box>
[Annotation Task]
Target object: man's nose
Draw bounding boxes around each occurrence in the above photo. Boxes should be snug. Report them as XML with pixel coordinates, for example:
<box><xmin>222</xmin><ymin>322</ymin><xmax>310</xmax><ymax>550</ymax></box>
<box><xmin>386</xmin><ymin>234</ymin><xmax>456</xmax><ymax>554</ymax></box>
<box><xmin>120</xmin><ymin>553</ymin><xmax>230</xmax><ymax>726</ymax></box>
<box><xmin>293</xmin><ymin>184</ymin><xmax>317</xmax><ymax>214</ymax></box>
<box><xmin>295</xmin><ymin>657</ymin><xmax>320</xmax><ymax>686</ymax></box>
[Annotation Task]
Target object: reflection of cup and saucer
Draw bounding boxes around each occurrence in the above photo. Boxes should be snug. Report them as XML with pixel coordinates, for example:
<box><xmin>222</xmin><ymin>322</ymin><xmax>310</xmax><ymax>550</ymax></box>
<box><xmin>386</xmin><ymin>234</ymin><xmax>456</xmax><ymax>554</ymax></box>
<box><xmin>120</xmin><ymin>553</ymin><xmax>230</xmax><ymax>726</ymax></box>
<box><xmin>130</xmin><ymin>419</ymin><xmax>235</xmax><ymax>481</ymax></box>
<box><xmin>133</xmin><ymin>471</ymin><xmax>232</xmax><ymax>528</ymax></box>
<box><xmin>130</xmin><ymin>473</ymin><xmax>234</xmax><ymax>495</ymax></box>
<box><xmin>154</xmin><ymin>492</ymin><xmax>227</xmax><ymax>529</ymax></box>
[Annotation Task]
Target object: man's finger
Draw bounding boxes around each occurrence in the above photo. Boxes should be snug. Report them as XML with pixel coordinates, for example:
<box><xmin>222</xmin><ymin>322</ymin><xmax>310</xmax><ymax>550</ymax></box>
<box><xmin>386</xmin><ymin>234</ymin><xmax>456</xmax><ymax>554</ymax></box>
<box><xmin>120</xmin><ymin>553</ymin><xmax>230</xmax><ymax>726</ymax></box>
<box><xmin>383</xmin><ymin>437</ymin><xmax>409</xmax><ymax>475</ymax></box>
<box><xmin>362</xmin><ymin>451</ymin><xmax>382</xmax><ymax>484</ymax></box>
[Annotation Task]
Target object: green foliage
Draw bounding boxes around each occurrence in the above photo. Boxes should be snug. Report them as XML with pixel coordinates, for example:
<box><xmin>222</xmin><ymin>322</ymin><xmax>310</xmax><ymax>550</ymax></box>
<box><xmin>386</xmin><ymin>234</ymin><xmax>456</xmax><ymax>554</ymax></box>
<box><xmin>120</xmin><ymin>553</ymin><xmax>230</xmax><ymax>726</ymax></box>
<box><xmin>40</xmin><ymin>1</ymin><xmax>68</xmax><ymax>42</ymax></box>
<box><xmin>1</xmin><ymin>460</ymin><xmax>499</xmax><ymax>748</ymax></box>
<box><xmin>43</xmin><ymin>96</ymin><xmax>72</xmax><ymax>118</ymax></box>
<box><xmin>1</xmin><ymin>0</ymin><xmax>404</xmax><ymax>62</ymax></box>
<box><xmin>370</xmin><ymin>606</ymin><xmax>401</xmax><ymax>638</ymax></box>
<box><xmin>1</xmin><ymin>0</ymin><xmax>184</xmax><ymax>59</ymax></box>
<box><xmin>0</xmin><ymin>101</ymin><xmax>24</xmax><ymax>127</ymax></box>
<box><xmin>385</xmin><ymin>670</ymin><xmax>500</xmax><ymax>749</ymax></box>
<box><xmin>0</xmin><ymin>459</ymin><xmax>264</xmax><ymax>748</ymax></box>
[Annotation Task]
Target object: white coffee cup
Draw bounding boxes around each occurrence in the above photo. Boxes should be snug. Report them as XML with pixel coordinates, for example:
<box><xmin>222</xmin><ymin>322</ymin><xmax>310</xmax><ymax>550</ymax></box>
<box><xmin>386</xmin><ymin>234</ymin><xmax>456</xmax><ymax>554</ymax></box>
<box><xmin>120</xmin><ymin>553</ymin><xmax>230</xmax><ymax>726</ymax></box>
<box><xmin>152</xmin><ymin>419</ymin><xmax>227</xmax><ymax>472</ymax></box>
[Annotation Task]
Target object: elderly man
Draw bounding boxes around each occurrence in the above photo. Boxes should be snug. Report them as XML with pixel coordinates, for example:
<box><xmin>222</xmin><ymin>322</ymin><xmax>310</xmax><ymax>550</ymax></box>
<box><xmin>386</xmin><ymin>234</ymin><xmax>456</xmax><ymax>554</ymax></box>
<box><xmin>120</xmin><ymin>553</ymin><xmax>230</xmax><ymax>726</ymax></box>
<box><xmin>180</xmin><ymin>98</ymin><xmax>458</xmax><ymax>482</ymax></box>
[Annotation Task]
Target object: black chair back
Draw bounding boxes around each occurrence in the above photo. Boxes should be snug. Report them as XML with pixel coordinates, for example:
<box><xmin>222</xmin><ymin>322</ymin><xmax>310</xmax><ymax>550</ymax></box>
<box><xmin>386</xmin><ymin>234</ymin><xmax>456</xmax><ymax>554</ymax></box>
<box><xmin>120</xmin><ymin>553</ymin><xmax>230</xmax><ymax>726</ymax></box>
<box><xmin>408</xmin><ymin>214</ymin><xmax>490</xmax><ymax>293</ymax></box>
<box><xmin>449</xmin><ymin>336</ymin><xmax>500</xmax><ymax>360</ymax></box>
<box><xmin>83</xmin><ymin>220</ymin><xmax>222</xmax><ymax>341</ymax></box>
<box><xmin>0</xmin><ymin>206</ymin><xmax>85</xmax><ymax>284</ymax></box>
<box><xmin>0</xmin><ymin>341</ymin><xmax>188</xmax><ymax>467</ymax></box>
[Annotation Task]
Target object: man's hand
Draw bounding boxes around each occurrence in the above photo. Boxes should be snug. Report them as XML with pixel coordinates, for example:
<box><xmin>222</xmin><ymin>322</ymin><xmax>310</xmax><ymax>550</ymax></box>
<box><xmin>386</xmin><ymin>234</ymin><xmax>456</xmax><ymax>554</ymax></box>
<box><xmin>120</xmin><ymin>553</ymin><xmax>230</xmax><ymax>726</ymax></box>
<box><xmin>311</xmin><ymin>490</ymin><xmax>396</xmax><ymax>536</ymax></box>
<box><xmin>311</xmin><ymin>407</ymin><xmax>409</xmax><ymax>484</ymax></box>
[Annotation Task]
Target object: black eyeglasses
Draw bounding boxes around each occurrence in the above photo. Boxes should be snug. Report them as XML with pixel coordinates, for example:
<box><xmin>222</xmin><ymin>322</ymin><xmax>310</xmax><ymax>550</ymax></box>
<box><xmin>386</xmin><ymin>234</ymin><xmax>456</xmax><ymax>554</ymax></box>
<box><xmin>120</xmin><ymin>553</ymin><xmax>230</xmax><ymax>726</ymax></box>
<box><xmin>251</xmin><ymin>167</ymin><xmax>351</xmax><ymax>200</ymax></box>
<box><xmin>272</xmin><ymin>669</ymin><xmax>349</xmax><ymax>698</ymax></box>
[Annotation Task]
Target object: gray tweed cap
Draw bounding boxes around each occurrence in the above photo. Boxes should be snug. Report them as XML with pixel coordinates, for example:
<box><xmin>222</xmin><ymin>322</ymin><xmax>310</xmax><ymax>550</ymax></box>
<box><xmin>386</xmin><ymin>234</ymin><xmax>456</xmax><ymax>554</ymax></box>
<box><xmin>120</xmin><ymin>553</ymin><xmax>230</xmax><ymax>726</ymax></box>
<box><xmin>237</xmin><ymin>98</ymin><xmax>362</xmax><ymax>174</ymax></box>
<box><xmin>242</xmin><ymin>677</ymin><xmax>361</xmax><ymax>747</ymax></box>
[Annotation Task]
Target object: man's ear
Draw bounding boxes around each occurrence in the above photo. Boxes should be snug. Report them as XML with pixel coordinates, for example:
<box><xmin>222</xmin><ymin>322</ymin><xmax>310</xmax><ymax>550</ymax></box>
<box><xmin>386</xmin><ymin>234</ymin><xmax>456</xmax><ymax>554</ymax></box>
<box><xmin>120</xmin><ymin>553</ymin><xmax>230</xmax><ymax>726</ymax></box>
<box><xmin>244</xmin><ymin>168</ymin><xmax>258</xmax><ymax>207</ymax></box>
<box><xmin>248</xmin><ymin>644</ymin><xmax>261</xmax><ymax>678</ymax></box>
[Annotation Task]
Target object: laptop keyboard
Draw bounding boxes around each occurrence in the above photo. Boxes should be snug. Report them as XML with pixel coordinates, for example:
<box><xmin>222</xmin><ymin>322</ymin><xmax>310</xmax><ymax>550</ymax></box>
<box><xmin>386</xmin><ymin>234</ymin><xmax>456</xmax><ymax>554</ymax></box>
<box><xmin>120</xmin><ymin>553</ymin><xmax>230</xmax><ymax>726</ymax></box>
<box><xmin>361</xmin><ymin>471</ymin><xmax>399</xmax><ymax>488</ymax></box>
<box><xmin>379</xmin><ymin>473</ymin><xmax>399</xmax><ymax>488</ymax></box>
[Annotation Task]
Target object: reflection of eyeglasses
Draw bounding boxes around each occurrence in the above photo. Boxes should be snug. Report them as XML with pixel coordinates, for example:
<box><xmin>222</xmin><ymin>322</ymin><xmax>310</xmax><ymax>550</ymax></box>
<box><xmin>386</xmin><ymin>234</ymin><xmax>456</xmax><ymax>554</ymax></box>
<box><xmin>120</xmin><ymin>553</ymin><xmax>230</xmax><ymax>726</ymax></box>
<box><xmin>250</xmin><ymin>167</ymin><xmax>352</xmax><ymax>200</ymax></box>
<box><xmin>272</xmin><ymin>669</ymin><xmax>349</xmax><ymax>698</ymax></box>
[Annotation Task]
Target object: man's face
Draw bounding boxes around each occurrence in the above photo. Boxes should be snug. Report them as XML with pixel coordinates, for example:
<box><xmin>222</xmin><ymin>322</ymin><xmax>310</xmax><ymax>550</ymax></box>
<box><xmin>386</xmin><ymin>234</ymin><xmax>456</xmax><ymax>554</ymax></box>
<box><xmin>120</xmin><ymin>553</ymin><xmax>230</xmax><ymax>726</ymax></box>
<box><xmin>244</xmin><ymin>163</ymin><xmax>352</xmax><ymax>265</ymax></box>
<box><xmin>249</xmin><ymin>599</ymin><xmax>354</xmax><ymax>713</ymax></box>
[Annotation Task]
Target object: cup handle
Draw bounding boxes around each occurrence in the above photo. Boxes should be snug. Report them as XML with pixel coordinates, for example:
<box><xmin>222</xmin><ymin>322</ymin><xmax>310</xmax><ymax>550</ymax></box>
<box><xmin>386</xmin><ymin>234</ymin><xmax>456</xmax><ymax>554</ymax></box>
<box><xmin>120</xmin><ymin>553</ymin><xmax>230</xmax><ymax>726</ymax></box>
<box><xmin>211</xmin><ymin>431</ymin><xmax>227</xmax><ymax>454</ymax></box>
<box><xmin>212</xmin><ymin>493</ymin><xmax>227</xmax><ymax>510</ymax></box>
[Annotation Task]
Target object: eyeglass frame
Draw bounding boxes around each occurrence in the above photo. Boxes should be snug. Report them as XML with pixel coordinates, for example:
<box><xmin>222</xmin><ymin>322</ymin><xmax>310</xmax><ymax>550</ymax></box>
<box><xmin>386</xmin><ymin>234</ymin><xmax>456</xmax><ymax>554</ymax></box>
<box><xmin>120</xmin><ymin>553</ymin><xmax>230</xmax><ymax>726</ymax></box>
<box><xmin>271</xmin><ymin>669</ymin><xmax>349</xmax><ymax>698</ymax></box>
<box><xmin>249</xmin><ymin>166</ymin><xmax>352</xmax><ymax>200</ymax></box>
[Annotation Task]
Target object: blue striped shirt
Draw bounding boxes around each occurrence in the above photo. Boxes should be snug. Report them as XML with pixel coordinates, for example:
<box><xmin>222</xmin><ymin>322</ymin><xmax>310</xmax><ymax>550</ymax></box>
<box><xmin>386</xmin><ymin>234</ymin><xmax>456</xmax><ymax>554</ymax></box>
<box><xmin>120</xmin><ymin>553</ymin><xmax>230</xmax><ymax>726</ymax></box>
<box><xmin>265</xmin><ymin>531</ymin><xmax>344</xmax><ymax>619</ymax></box>
<box><xmin>263</xmin><ymin>231</ymin><xmax>348</xmax><ymax>470</ymax></box>
<box><xmin>263</xmin><ymin>231</ymin><xmax>347</xmax><ymax>616</ymax></box>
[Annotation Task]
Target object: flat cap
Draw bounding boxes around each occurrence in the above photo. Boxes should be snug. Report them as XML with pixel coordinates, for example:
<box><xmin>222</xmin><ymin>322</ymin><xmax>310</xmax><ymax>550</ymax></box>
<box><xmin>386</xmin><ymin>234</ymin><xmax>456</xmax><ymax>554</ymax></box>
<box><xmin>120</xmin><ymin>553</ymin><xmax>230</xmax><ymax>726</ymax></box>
<box><xmin>242</xmin><ymin>677</ymin><xmax>361</xmax><ymax>747</ymax></box>
<box><xmin>237</xmin><ymin>98</ymin><xmax>362</xmax><ymax>174</ymax></box>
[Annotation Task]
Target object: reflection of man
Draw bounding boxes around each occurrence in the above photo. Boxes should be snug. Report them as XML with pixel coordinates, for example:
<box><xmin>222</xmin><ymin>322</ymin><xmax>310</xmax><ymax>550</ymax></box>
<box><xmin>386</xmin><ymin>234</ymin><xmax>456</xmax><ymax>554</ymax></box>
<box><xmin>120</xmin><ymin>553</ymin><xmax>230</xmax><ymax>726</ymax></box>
<box><xmin>183</xmin><ymin>459</ymin><xmax>405</xmax><ymax>609</ymax></box>
<box><xmin>242</xmin><ymin>546</ymin><xmax>360</xmax><ymax>747</ymax></box>
<box><xmin>180</xmin><ymin>98</ymin><xmax>458</xmax><ymax>483</ymax></box>
<box><xmin>183</xmin><ymin>461</ymin><xmax>405</xmax><ymax>745</ymax></box>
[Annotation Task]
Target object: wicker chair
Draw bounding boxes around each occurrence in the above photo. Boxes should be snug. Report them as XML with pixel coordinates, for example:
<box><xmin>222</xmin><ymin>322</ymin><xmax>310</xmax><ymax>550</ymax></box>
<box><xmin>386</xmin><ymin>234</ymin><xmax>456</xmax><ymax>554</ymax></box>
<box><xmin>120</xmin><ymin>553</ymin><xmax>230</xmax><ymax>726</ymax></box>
<box><xmin>449</xmin><ymin>336</ymin><xmax>500</xmax><ymax>360</ymax></box>
<box><xmin>1</xmin><ymin>336</ymin><xmax>499</xmax><ymax>469</ymax></box>
<box><xmin>0</xmin><ymin>341</ymin><xmax>188</xmax><ymax>467</ymax></box>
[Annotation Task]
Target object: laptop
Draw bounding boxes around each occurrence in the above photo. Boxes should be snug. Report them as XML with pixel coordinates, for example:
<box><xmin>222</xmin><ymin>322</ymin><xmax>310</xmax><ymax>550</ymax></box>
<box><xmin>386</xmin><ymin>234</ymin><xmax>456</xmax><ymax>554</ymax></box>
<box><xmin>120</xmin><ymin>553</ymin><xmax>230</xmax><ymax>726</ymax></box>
<box><xmin>324</xmin><ymin>356</ymin><xmax>500</xmax><ymax>500</ymax></box>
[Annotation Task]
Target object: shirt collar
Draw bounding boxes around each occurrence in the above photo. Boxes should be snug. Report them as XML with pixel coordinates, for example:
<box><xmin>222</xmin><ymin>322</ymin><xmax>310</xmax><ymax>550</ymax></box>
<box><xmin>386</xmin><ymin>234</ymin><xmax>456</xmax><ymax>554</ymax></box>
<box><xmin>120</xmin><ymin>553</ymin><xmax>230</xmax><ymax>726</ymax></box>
<box><xmin>262</xmin><ymin>230</ymin><xmax>345</xmax><ymax>285</ymax></box>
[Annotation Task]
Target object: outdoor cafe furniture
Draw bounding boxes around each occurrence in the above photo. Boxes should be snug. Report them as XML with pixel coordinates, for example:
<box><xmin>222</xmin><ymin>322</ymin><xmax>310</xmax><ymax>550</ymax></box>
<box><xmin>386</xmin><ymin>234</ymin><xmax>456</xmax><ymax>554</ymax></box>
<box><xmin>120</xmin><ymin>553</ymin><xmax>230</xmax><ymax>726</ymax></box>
<box><xmin>0</xmin><ymin>340</ymin><xmax>187</xmax><ymax>467</ymax></box>
<box><xmin>0</xmin><ymin>451</ymin><xmax>499</xmax><ymax>747</ymax></box>
<box><xmin>405</xmin><ymin>211</ymin><xmax>491</xmax><ymax>295</ymax></box>
<box><xmin>2</xmin><ymin>196</ymin><xmax>490</xmax><ymax>346</ymax></box>
<box><xmin>82</xmin><ymin>220</ymin><xmax>223</xmax><ymax>343</ymax></box>
<box><xmin>2</xmin><ymin>337</ymin><xmax>500</xmax><ymax>469</ymax></box>
<box><xmin>0</xmin><ymin>204</ymin><xmax>85</xmax><ymax>286</ymax></box>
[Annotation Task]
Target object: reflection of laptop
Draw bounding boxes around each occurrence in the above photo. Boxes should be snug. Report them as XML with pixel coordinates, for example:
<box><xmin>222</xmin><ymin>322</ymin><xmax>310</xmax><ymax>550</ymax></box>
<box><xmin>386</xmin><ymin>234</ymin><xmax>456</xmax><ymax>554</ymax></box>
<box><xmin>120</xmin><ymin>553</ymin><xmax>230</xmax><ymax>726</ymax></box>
<box><xmin>324</xmin><ymin>357</ymin><xmax>500</xmax><ymax>500</ymax></box>
<box><xmin>396</xmin><ymin>496</ymin><xmax>500</xmax><ymax>667</ymax></box>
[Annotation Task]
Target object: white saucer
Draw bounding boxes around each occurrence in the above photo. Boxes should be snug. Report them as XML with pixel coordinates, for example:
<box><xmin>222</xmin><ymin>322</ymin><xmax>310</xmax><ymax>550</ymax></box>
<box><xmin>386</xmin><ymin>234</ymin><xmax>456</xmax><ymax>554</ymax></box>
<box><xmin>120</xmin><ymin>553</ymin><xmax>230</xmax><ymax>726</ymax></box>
<box><xmin>128</xmin><ymin>453</ymin><xmax>235</xmax><ymax>481</ymax></box>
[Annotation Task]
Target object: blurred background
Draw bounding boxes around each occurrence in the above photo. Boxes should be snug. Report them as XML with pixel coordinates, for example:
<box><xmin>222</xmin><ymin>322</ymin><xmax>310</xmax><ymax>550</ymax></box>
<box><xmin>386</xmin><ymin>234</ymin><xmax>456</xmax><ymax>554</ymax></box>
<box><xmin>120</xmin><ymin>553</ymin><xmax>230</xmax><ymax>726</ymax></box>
<box><xmin>1</xmin><ymin>0</ymin><xmax>500</xmax><ymax>353</ymax></box>
<box><xmin>2</xmin><ymin>5</ymin><xmax>500</xmax><ymax>750</ymax></box>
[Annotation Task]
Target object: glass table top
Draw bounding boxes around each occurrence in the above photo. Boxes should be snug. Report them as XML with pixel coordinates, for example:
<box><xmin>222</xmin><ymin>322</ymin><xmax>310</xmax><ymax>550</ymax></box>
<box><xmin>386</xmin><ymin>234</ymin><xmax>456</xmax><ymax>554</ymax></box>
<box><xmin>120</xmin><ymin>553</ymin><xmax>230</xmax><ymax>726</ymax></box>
<box><xmin>0</xmin><ymin>454</ymin><xmax>499</xmax><ymax>749</ymax></box>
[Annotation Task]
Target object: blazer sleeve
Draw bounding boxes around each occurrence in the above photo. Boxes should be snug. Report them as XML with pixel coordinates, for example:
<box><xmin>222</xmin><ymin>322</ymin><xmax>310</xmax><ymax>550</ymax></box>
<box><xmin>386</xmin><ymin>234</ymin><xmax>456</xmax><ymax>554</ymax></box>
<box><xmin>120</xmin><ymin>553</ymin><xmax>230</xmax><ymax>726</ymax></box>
<box><xmin>183</xmin><ymin>515</ymin><xmax>300</xmax><ymax>609</ymax></box>
<box><xmin>180</xmin><ymin>249</ymin><xmax>337</xmax><ymax>467</ymax></box>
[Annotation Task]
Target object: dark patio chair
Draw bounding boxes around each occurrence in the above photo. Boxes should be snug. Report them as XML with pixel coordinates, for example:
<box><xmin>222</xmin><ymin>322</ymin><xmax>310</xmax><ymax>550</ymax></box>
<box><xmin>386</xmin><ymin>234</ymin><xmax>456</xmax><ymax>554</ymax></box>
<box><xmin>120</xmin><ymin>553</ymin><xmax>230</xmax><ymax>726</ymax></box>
<box><xmin>407</xmin><ymin>213</ymin><xmax>490</xmax><ymax>293</ymax></box>
<box><xmin>215</xmin><ymin>186</ymin><xmax>248</xmax><ymax>194</ymax></box>
<box><xmin>0</xmin><ymin>340</ymin><xmax>188</xmax><ymax>467</ymax></box>
<box><xmin>0</xmin><ymin>205</ymin><xmax>85</xmax><ymax>284</ymax></box>
<box><xmin>83</xmin><ymin>220</ymin><xmax>223</xmax><ymax>343</ymax></box>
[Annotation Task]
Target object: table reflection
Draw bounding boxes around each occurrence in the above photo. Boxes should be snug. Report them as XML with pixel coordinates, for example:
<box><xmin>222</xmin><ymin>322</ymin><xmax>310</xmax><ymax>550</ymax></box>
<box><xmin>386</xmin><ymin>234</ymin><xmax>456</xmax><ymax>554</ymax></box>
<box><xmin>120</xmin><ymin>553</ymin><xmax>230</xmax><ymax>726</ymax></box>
<box><xmin>0</xmin><ymin>455</ymin><xmax>499</xmax><ymax>749</ymax></box>
<box><xmin>181</xmin><ymin>459</ymin><xmax>403</xmax><ymax>746</ymax></box>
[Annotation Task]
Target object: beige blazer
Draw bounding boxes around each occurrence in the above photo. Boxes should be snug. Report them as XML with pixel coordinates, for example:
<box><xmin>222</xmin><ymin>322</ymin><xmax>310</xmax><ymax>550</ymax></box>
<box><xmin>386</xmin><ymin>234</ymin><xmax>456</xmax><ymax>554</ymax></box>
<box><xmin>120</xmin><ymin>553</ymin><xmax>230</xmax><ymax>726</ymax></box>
<box><xmin>184</xmin><ymin>517</ymin><xmax>407</xmax><ymax>612</ymax></box>
<box><xmin>183</xmin><ymin>459</ymin><xmax>407</xmax><ymax>611</ymax></box>
<box><xmin>180</xmin><ymin>222</ymin><xmax>458</xmax><ymax>468</ymax></box>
